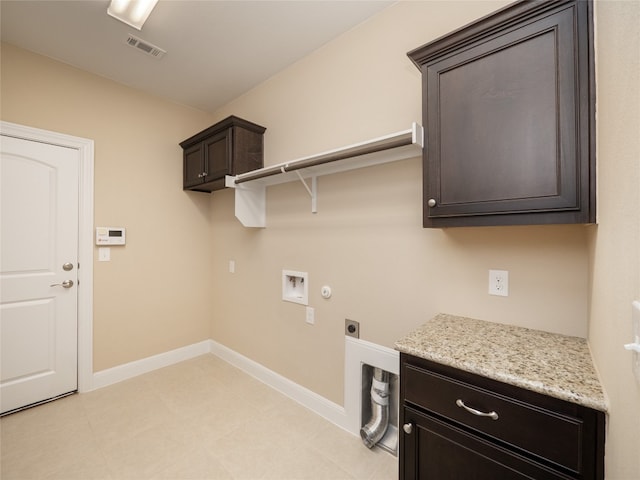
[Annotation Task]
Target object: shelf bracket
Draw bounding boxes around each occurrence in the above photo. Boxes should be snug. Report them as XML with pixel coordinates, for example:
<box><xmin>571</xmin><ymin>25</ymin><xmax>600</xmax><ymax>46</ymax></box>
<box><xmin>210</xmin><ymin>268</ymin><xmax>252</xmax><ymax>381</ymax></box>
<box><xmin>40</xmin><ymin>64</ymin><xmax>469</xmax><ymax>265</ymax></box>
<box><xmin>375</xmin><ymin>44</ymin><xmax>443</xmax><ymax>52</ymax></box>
<box><xmin>294</xmin><ymin>171</ymin><xmax>318</xmax><ymax>213</ymax></box>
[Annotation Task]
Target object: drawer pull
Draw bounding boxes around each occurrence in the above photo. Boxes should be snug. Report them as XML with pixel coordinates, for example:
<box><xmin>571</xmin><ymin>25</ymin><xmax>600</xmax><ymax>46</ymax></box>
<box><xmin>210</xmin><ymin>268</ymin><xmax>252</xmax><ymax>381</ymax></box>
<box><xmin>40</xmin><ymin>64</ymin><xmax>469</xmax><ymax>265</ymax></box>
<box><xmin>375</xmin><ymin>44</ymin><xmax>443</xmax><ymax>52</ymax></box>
<box><xmin>403</xmin><ymin>423</ymin><xmax>413</xmax><ymax>434</ymax></box>
<box><xmin>456</xmin><ymin>399</ymin><xmax>499</xmax><ymax>420</ymax></box>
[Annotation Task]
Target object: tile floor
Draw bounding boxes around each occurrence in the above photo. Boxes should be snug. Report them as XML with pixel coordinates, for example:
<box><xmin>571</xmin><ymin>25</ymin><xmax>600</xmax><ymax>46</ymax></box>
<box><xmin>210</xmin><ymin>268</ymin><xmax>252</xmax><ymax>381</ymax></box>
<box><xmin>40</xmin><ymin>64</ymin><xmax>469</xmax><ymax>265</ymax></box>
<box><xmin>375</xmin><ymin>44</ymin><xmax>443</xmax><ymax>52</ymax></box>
<box><xmin>0</xmin><ymin>354</ymin><xmax>398</xmax><ymax>480</ymax></box>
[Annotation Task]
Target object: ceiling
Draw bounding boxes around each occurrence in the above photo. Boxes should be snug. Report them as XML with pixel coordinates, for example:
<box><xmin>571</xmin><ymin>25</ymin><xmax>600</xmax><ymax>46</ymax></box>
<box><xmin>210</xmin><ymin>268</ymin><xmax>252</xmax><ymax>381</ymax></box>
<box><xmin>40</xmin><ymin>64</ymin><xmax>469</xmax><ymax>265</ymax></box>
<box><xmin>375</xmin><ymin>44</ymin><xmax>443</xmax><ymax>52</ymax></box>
<box><xmin>1</xmin><ymin>0</ymin><xmax>393</xmax><ymax>113</ymax></box>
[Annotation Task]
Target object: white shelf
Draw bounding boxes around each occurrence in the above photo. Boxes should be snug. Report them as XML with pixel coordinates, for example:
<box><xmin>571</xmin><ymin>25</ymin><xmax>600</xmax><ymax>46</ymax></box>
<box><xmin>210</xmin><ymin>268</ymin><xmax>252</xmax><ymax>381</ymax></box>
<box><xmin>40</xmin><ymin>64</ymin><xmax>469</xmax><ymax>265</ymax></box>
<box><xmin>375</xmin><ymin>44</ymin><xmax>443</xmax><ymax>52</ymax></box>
<box><xmin>225</xmin><ymin>122</ymin><xmax>424</xmax><ymax>227</ymax></box>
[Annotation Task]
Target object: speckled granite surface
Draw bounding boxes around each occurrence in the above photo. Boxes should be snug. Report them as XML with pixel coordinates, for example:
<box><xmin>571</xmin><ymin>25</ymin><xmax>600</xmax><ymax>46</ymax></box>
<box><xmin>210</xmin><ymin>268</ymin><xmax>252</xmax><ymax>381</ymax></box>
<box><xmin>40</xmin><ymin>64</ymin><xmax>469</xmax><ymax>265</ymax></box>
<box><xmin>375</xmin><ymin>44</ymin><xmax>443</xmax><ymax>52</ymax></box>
<box><xmin>395</xmin><ymin>314</ymin><xmax>608</xmax><ymax>413</ymax></box>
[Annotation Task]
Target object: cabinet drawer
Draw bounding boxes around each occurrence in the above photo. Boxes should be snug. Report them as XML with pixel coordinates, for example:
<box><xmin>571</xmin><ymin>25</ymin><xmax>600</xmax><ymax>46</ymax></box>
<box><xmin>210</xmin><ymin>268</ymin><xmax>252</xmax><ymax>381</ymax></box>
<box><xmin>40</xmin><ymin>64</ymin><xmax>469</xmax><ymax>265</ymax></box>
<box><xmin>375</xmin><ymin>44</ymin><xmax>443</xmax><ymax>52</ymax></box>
<box><xmin>403</xmin><ymin>364</ymin><xmax>583</xmax><ymax>474</ymax></box>
<box><xmin>403</xmin><ymin>406</ymin><xmax>572</xmax><ymax>480</ymax></box>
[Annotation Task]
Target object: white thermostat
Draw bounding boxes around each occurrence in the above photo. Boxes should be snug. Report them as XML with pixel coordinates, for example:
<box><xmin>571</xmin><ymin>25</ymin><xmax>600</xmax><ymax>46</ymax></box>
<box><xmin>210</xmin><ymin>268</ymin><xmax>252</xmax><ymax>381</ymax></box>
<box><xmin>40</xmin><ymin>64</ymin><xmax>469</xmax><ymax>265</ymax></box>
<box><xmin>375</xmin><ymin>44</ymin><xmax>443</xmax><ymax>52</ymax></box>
<box><xmin>96</xmin><ymin>227</ymin><xmax>126</xmax><ymax>245</ymax></box>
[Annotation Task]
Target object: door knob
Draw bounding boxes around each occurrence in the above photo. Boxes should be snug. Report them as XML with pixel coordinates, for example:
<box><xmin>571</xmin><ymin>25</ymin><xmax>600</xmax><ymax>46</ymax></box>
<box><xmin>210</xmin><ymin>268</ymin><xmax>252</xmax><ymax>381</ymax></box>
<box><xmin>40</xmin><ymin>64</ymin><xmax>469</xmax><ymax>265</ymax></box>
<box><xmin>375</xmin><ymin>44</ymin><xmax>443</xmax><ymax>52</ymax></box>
<box><xmin>427</xmin><ymin>198</ymin><xmax>437</xmax><ymax>207</ymax></box>
<box><xmin>403</xmin><ymin>423</ymin><xmax>413</xmax><ymax>434</ymax></box>
<box><xmin>62</xmin><ymin>262</ymin><xmax>74</xmax><ymax>271</ymax></box>
<box><xmin>50</xmin><ymin>280</ymin><xmax>74</xmax><ymax>288</ymax></box>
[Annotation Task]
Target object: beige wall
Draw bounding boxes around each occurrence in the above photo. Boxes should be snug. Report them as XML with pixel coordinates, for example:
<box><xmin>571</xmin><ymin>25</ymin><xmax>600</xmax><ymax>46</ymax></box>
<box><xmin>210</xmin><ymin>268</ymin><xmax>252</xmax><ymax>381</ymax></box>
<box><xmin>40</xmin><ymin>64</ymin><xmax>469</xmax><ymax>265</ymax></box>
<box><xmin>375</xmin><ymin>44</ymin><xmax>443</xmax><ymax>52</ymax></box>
<box><xmin>210</xmin><ymin>0</ymin><xmax>591</xmax><ymax>401</ymax></box>
<box><xmin>1</xmin><ymin>43</ymin><xmax>216</xmax><ymax>370</ymax></box>
<box><xmin>211</xmin><ymin>1</ymin><xmax>639</xmax><ymax>477</ymax></box>
<box><xmin>3</xmin><ymin>0</ymin><xmax>638</xmax><ymax>477</ymax></box>
<box><xmin>588</xmin><ymin>1</ymin><xmax>640</xmax><ymax>478</ymax></box>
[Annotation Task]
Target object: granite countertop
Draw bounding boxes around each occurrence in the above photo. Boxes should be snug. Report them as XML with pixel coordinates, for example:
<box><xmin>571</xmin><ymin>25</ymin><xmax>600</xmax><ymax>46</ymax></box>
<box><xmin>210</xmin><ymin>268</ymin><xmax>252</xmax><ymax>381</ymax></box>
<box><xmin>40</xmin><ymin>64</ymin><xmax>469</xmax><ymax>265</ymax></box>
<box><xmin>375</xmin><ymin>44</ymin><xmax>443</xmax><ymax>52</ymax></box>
<box><xmin>394</xmin><ymin>314</ymin><xmax>608</xmax><ymax>413</ymax></box>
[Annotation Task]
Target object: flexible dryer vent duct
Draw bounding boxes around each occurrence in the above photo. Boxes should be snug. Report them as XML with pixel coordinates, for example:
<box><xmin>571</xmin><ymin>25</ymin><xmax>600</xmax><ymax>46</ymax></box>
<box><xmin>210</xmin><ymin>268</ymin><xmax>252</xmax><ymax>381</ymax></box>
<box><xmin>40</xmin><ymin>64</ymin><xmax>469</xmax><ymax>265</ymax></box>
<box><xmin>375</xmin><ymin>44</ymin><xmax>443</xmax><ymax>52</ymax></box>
<box><xmin>360</xmin><ymin>367</ymin><xmax>390</xmax><ymax>448</ymax></box>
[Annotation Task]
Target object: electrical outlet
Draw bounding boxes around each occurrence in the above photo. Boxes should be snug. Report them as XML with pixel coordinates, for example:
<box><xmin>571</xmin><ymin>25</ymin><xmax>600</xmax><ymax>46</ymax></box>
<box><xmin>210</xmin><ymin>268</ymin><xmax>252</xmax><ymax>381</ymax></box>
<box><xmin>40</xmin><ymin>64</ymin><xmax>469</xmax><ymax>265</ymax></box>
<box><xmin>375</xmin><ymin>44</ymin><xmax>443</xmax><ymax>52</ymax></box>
<box><xmin>489</xmin><ymin>270</ymin><xmax>509</xmax><ymax>296</ymax></box>
<box><xmin>345</xmin><ymin>319</ymin><xmax>359</xmax><ymax>338</ymax></box>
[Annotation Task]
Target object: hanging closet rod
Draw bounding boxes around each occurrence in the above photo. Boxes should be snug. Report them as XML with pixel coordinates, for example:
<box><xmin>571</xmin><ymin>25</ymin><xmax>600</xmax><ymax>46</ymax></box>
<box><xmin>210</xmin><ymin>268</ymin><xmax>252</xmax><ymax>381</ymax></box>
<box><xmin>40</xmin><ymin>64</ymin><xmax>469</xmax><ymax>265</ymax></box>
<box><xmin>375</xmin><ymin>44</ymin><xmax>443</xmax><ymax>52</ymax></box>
<box><xmin>232</xmin><ymin>125</ymin><xmax>419</xmax><ymax>185</ymax></box>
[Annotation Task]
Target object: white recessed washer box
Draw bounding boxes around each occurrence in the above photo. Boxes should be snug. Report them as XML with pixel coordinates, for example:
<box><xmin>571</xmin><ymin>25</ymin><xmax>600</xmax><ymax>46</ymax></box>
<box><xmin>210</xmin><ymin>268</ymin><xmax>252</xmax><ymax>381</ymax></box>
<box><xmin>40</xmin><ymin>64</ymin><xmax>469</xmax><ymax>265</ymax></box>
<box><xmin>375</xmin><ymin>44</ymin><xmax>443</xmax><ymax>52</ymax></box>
<box><xmin>282</xmin><ymin>270</ymin><xmax>308</xmax><ymax>305</ymax></box>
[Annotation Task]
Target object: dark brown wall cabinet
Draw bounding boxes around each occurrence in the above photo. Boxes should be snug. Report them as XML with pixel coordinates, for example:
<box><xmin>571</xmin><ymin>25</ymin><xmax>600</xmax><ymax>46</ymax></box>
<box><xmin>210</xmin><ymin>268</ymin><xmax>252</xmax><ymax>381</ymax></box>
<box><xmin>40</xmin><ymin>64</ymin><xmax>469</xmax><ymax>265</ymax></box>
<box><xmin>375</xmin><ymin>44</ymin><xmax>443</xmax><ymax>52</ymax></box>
<box><xmin>408</xmin><ymin>0</ymin><xmax>595</xmax><ymax>227</ymax></box>
<box><xmin>399</xmin><ymin>354</ymin><xmax>605</xmax><ymax>479</ymax></box>
<box><xmin>180</xmin><ymin>116</ymin><xmax>266</xmax><ymax>192</ymax></box>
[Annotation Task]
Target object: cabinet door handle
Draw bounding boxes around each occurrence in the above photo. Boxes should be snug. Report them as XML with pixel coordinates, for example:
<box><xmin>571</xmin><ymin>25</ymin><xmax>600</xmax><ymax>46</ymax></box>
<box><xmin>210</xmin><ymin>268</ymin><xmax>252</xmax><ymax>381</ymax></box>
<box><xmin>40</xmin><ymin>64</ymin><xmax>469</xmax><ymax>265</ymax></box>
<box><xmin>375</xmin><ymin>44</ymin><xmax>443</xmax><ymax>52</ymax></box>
<box><xmin>427</xmin><ymin>198</ymin><xmax>437</xmax><ymax>207</ymax></box>
<box><xmin>456</xmin><ymin>399</ymin><xmax>499</xmax><ymax>420</ymax></box>
<box><xmin>403</xmin><ymin>423</ymin><xmax>413</xmax><ymax>434</ymax></box>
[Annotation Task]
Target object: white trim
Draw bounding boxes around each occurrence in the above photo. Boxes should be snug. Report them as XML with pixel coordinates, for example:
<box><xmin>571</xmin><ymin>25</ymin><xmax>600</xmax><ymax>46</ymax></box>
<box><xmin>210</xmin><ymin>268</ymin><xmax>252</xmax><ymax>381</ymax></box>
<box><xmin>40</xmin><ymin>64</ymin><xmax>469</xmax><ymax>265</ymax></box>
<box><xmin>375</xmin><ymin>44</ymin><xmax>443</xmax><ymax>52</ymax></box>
<box><xmin>77</xmin><ymin>139</ymin><xmax>94</xmax><ymax>393</ymax></box>
<box><xmin>92</xmin><ymin>340</ymin><xmax>212</xmax><ymax>389</ymax></box>
<box><xmin>209</xmin><ymin>339</ymin><xmax>350</xmax><ymax>431</ymax></box>
<box><xmin>0</xmin><ymin>121</ymin><xmax>95</xmax><ymax>393</ymax></box>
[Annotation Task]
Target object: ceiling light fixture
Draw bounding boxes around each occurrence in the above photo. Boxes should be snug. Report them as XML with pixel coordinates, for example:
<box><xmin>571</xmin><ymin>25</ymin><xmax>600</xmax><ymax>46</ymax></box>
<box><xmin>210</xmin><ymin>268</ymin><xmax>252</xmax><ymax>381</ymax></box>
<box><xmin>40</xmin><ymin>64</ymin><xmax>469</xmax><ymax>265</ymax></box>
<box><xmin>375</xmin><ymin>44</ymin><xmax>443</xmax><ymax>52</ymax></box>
<box><xmin>107</xmin><ymin>0</ymin><xmax>159</xmax><ymax>30</ymax></box>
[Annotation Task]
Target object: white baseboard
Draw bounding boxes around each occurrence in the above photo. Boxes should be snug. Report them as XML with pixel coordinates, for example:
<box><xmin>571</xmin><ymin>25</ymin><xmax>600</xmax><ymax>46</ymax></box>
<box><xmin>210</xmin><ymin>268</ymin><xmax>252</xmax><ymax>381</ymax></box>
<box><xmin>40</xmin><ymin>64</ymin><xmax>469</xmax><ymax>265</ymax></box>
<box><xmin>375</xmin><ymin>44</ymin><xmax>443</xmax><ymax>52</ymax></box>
<box><xmin>92</xmin><ymin>340</ymin><xmax>212</xmax><ymax>390</ymax></box>
<box><xmin>90</xmin><ymin>339</ymin><xmax>349</xmax><ymax>432</ymax></box>
<box><xmin>208</xmin><ymin>339</ymin><xmax>350</xmax><ymax>432</ymax></box>
<box><xmin>90</xmin><ymin>337</ymin><xmax>397</xmax><ymax>443</ymax></box>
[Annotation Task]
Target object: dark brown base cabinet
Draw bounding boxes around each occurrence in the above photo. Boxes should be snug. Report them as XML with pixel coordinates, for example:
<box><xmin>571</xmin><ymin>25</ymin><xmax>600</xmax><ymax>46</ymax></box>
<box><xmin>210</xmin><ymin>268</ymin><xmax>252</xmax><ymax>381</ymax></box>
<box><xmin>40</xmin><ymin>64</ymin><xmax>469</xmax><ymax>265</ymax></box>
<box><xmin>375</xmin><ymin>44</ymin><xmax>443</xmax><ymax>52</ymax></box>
<box><xmin>407</xmin><ymin>0</ymin><xmax>595</xmax><ymax>227</ymax></box>
<box><xmin>399</xmin><ymin>354</ymin><xmax>605</xmax><ymax>479</ymax></box>
<box><xmin>180</xmin><ymin>116</ymin><xmax>266</xmax><ymax>192</ymax></box>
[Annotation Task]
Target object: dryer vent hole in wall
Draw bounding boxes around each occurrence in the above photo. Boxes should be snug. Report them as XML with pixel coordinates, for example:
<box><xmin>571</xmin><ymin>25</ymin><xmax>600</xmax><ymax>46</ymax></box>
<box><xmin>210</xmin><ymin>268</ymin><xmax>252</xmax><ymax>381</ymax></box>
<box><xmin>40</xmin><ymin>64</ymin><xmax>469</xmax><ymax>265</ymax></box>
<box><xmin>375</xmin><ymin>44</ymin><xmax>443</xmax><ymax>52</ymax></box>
<box><xmin>360</xmin><ymin>364</ymin><xmax>398</xmax><ymax>455</ymax></box>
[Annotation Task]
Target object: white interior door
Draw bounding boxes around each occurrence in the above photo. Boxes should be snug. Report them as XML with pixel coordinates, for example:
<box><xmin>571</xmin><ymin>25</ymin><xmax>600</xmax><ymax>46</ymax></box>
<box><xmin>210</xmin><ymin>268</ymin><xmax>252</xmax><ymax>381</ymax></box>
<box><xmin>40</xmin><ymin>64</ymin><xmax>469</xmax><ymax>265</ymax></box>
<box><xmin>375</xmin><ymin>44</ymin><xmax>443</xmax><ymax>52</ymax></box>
<box><xmin>1</xmin><ymin>135</ymin><xmax>79</xmax><ymax>414</ymax></box>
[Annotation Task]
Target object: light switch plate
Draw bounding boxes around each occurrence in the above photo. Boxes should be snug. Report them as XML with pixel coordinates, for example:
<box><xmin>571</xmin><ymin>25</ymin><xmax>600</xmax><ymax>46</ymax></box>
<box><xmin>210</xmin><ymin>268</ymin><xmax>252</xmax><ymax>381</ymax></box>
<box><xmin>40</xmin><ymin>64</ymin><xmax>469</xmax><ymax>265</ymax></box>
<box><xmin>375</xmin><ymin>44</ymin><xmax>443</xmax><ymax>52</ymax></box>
<box><xmin>306</xmin><ymin>306</ymin><xmax>315</xmax><ymax>325</ymax></box>
<box><xmin>98</xmin><ymin>247</ymin><xmax>110</xmax><ymax>262</ymax></box>
<box><xmin>631</xmin><ymin>301</ymin><xmax>640</xmax><ymax>382</ymax></box>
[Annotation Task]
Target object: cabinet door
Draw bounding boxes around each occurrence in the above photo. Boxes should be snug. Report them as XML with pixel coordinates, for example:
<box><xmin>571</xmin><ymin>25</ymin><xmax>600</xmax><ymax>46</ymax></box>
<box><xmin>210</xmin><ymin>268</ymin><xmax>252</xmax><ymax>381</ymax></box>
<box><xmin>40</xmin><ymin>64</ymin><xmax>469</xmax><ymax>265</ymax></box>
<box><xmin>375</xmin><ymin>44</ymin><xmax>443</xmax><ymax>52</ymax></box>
<box><xmin>401</xmin><ymin>407</ymin><xmax>571</xmax><ymax>480</ymax></box>
<box><xmin>417</xmin><ymin>1</ymin><xmax>593</xmax><ymax>227</ymax></box>
<box><xmin>183</xmin><ymin>143</ymin><xmax>205</xmax><ymax>188</ymax></box>
<box><xmin>204</xmin><ymin>129</ymin><xmax>232</xmax><ymax>181</ymax></box>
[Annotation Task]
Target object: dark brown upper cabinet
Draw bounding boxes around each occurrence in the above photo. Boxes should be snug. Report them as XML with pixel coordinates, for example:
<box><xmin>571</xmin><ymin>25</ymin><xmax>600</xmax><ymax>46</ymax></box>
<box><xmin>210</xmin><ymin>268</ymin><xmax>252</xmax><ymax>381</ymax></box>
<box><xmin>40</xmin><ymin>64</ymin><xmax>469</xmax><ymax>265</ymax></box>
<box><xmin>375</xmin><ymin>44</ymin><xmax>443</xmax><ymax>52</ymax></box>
<box><xmin>408</xmin><ymin>0</ymin><xmax>595</xmax><ymax>227</ymax></box>
<box><xmin>180</xmin><ymin>116</ymin><xmax>266</xmax><ymax>193</ymax></box>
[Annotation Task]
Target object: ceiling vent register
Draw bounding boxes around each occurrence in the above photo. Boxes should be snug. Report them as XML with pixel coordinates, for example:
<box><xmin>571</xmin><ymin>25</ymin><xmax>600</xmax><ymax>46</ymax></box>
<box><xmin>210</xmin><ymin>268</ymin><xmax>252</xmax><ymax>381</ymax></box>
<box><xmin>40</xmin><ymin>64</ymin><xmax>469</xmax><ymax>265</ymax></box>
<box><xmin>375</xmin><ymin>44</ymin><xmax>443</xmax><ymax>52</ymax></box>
<box><xmin>125</xmin><ymin>34</ymin><xmax>166</xmax><ymax>59</ymax></box>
